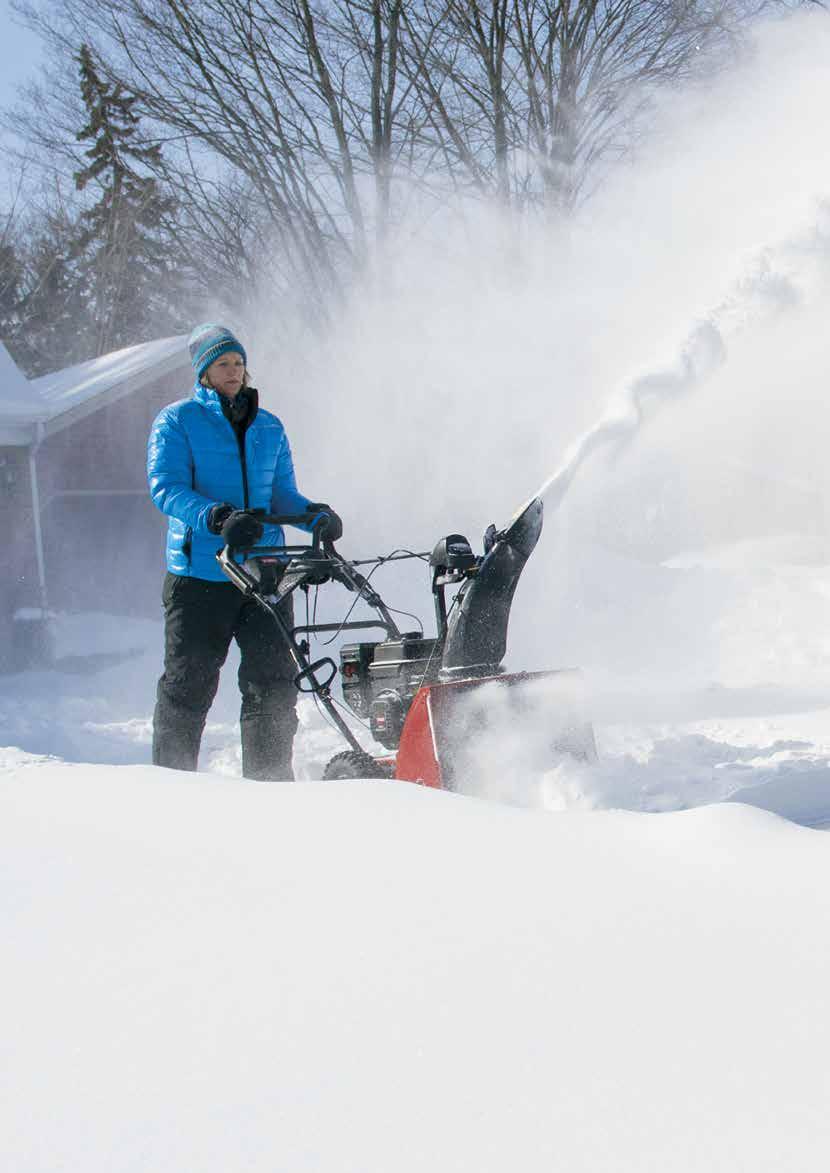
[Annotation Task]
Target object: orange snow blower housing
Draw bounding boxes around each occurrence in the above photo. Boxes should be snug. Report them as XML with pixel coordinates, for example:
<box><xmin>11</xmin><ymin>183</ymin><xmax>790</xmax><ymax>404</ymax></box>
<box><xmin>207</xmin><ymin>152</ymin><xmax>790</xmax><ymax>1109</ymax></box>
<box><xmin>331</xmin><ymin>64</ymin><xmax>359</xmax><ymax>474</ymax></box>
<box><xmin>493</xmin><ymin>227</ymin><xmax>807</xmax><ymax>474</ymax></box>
<box><xmin>217</xmin><ymin>498</ymin><xmax>596</xmax><ymax>787</ymax></box>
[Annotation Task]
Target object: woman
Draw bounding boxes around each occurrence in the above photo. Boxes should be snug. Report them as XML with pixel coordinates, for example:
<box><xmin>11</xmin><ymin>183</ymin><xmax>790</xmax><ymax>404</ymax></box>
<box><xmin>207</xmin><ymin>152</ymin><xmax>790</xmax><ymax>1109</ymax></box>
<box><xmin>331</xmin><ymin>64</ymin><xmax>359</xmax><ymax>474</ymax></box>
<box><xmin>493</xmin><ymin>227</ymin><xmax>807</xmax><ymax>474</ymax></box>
<box><xmin>147</xmin><ymin>323</ymin><xmax>342</xmax><ymax>779</ymax></box>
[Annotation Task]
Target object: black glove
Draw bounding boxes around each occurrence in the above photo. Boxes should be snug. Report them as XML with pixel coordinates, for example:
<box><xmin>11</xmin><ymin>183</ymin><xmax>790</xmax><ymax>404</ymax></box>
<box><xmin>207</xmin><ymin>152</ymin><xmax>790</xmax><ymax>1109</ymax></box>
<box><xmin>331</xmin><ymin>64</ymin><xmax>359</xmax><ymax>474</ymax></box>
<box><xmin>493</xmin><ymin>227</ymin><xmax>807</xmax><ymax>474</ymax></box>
<box><xmin>306</xmin><ymin>502</ymin><xmax>343</xmax><ymax>543</ymax></box>
<box><xmin>207</xmin><ymin>502</ymin><xmax>235</xmax><ymax>535</ymax></box>
<box><xmin>220</xmin><ymin>510</ymin><xmax>264</xmax><ymax>549</ymax></box>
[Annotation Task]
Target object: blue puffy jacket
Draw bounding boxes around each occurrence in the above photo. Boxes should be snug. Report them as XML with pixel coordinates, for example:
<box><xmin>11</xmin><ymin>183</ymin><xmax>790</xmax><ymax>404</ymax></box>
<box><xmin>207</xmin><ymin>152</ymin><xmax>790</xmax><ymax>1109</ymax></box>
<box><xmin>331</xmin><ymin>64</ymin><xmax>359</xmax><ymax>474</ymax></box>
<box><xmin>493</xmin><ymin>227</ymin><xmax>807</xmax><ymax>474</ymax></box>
<box><xmin>147</xmin><ymin>383</ymin><xmax>314</xmax><ymax>581</ymax></box>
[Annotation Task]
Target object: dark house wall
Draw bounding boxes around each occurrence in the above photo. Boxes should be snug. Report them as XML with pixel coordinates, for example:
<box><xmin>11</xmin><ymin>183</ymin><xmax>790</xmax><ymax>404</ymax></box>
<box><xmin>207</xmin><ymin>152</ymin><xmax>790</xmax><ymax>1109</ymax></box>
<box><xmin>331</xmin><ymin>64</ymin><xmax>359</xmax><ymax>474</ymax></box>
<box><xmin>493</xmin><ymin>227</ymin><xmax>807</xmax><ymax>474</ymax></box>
<box><xmin>0</xmin><ymin>446</ymin><xmax>38</xmax><ymax>663</ymax></box>
<box><xmin>2</xmin><ymin>362</ymin><xmax>194</xmax><ymax>672</ymax></box>
<box><xmin>37</xmin><ymin>366</ymin><xmax>190</xmax><ymax>618</ymax></box>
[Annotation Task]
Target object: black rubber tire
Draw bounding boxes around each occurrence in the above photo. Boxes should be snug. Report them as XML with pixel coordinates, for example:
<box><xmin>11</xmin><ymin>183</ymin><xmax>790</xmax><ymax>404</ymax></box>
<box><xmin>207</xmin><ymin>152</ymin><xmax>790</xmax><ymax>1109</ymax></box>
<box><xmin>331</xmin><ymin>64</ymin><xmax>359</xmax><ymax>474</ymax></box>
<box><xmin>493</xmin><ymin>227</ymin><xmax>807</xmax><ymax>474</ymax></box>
<box><xmin>322</xmin><ymin>750</ymin><xmax>389</xmax><ymax>780</ymax></box>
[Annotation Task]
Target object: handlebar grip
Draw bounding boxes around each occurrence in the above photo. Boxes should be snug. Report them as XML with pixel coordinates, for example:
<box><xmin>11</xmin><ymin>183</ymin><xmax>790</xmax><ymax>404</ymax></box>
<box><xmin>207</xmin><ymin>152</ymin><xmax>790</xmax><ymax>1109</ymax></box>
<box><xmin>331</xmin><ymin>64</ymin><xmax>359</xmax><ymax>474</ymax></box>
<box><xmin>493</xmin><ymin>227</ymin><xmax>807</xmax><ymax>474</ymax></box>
<box><xmin>259</xmin><ymin>512</ymin><xmax>319</xmax><ymax>527</ymax></box>
<box><xmin>258</xmin><ymin>512</ymin><xmax>341</xmax><ymax>555</ymax></box>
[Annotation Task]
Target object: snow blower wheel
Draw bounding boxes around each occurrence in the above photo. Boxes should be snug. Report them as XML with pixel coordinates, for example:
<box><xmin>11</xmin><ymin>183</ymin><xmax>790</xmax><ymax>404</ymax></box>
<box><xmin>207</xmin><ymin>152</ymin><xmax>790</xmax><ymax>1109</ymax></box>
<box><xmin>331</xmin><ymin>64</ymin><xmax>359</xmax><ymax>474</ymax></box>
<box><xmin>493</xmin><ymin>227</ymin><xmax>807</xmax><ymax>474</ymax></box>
<box><xmin>322</xmin><ymin>750</ymin><xmax>391</xmax><ymax>780</ymax></box>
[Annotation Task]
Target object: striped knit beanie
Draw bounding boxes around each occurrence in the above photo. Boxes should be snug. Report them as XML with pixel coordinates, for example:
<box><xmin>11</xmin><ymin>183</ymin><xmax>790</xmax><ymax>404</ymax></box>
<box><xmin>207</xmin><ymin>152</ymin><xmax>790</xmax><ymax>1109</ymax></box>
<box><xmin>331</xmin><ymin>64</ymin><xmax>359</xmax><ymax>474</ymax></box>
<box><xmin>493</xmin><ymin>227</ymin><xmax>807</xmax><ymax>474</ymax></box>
<box><xmin>188</xmin><ymin>323</ymin><xmax>247</xmax><ymax>381</ymax></box>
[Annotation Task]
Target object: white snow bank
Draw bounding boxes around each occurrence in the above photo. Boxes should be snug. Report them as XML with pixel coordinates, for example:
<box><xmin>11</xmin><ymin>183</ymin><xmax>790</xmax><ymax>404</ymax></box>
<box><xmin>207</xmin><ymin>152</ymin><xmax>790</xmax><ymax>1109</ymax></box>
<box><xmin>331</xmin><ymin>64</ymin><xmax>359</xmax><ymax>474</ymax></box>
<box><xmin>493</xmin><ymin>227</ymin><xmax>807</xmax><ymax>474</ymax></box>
<box><xmin>2</xmin><ymin>765</ymin><xmax>830</xmax><ymax>1172</ymax></box>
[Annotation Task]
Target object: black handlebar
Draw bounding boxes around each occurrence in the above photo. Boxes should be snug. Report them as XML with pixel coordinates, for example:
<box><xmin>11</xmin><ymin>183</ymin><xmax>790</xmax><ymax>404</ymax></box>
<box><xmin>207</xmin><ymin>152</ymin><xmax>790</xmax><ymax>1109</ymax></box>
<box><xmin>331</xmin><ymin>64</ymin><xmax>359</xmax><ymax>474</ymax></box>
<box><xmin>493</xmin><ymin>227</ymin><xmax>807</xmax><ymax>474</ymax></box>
<box><xmin>258</xmin><ymin>512</ymin><xmax>320</xmax><ymax>527</ymax></box>
<box><xmin>218</xmin><ymin>511</ymin><xmax>334</xmax><ymax>557</ymax></box>
<box><xmin>216</xmin><ymin>513</ymin><xmax>405</xmax><ymax>640</ymax></box>
<box><xmin>258</xmin><ymin>511</ymin><xmax>336</xmax><ymax>555</ymax></box>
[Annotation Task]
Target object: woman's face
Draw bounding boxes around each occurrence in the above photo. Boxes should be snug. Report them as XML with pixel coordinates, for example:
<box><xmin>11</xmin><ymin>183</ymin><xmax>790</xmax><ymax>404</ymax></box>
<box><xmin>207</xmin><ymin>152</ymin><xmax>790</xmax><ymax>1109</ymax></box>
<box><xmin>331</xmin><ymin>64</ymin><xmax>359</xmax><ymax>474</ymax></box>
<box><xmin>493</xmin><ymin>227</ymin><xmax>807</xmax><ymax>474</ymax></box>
<box><xmin>205</xmin><ymin>351</ymin><xmax>245</xmax><ymax>398</ymax></box>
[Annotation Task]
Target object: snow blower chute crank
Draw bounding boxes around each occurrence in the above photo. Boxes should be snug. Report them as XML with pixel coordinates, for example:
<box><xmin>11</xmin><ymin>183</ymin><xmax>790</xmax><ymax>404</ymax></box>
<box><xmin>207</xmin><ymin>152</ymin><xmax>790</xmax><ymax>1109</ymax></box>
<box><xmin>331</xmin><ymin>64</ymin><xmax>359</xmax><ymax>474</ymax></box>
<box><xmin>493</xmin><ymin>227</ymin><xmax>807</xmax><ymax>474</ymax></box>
<box><xmin>217</xmin><ymin>499</ymin><xmax>596</xmax><ymax>784</ymax></box>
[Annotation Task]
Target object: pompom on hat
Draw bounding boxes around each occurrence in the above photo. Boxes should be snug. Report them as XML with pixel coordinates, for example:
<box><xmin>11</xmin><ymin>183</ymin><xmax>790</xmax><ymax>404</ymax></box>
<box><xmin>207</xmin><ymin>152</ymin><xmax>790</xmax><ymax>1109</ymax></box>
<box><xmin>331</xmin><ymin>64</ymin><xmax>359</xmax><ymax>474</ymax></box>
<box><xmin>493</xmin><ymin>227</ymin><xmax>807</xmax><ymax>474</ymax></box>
<box><xmin>188</xmin><ymin>323</ymin><xmax>247</xmax><ymax>381</ymax></box>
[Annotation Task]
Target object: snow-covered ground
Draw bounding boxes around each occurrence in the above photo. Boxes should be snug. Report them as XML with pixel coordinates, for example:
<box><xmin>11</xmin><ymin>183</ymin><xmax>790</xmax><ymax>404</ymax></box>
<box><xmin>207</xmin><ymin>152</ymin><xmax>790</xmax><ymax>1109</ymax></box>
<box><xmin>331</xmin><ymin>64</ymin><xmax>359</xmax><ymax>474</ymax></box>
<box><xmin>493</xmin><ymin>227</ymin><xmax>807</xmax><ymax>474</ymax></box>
<box><xmin>3</xmin><ymin>535</ymin><xmax>830</xmax><ymax>1170</ymax></box>
<box><xmin>11</xmin><ymin>771</ymin><xmax>830</xmax><ymax>1173</ymax></box>
<box><xmin>3</xmin><ymin>759</ymin><xmax>830</xmax><ymax>1171</ymax></box>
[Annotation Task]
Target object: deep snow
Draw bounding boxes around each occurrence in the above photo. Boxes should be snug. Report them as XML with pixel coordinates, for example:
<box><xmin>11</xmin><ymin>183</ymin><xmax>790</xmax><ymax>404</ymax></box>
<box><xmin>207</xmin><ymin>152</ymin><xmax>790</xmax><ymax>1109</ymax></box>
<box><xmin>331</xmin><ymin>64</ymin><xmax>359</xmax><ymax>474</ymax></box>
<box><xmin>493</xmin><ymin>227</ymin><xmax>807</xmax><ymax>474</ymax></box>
<box><xmin>4</xmin><ymin>539</ymin><xmax>830</xmax><ymax>1169</ymax></box>
<box><xmin>3</xmin><ymin>766</ymin><xmax>830</xmax><ymax>1172</ymax></box>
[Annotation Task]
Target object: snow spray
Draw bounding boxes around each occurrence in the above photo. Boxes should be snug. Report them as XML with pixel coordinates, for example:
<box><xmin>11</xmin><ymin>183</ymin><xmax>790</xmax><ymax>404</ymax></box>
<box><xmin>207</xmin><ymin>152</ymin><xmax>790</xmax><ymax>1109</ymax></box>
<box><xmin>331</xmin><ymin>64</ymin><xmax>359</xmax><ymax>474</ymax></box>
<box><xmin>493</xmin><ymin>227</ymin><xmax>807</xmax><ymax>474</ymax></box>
<box><xmin>257</xmin><ymin>9</ymin><xmax>830</xmax><ymax>672</ymax></box>
<box><xmin>509</xmin><ymin>226</ymin><xmax>827</xmax><ymax>528</ymax></box>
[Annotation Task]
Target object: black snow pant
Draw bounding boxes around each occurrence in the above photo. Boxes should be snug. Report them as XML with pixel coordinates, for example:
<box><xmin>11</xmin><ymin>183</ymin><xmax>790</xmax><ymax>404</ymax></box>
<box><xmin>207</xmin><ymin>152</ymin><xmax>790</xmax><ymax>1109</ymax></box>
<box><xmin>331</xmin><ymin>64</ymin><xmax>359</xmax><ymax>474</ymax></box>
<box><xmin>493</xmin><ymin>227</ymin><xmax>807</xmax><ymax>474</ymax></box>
<box><xmin>152</xmin><ymin>572</ymin><xmax>298</xmax><ymax>780</ymax></box>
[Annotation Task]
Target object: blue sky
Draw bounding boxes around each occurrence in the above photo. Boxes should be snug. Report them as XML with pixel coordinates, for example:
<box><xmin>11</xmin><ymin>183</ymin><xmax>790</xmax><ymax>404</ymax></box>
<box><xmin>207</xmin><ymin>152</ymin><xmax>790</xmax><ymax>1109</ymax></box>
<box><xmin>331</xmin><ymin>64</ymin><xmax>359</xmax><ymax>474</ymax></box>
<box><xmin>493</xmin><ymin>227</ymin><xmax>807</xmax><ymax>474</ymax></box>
<box><xmin>1</xmin><ymin>1</ymin><xmax>43</xmax><ymax>106</ymax></box>
<box><xmin>1</xmin><ymin>1</ymin><xmax>44</xmax><ymax>197</ymax></box>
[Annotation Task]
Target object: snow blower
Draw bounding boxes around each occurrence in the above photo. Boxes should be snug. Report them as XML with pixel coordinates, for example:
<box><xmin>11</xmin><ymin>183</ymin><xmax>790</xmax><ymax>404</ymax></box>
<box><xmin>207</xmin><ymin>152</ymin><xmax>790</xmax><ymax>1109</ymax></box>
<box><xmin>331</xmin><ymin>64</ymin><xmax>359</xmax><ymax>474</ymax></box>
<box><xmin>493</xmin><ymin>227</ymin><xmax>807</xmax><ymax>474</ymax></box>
<box><xmin>217</xmin><ymin>498</ymin><xmax>596</xmax><ymax>785</ymax></box>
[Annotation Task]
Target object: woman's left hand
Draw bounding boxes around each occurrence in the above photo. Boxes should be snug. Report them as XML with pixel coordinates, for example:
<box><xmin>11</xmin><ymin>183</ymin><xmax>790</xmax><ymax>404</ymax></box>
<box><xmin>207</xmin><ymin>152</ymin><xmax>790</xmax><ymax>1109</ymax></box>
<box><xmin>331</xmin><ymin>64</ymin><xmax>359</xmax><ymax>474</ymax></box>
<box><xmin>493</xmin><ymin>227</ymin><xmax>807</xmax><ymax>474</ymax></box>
<box><xmin>307</xmin><ymin>503</ymin><xmax>343</xmax><ymax>542</ymax></box>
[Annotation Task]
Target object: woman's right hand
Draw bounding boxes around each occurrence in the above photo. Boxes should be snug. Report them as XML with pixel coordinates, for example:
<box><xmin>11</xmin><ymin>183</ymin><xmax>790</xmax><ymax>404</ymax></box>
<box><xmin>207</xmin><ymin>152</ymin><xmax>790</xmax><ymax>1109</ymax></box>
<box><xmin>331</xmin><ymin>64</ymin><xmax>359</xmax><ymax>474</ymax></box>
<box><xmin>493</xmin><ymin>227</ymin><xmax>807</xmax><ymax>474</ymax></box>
<box><xmin>220</xmin><ymin>511</ymin><xmax>265</xmax><ymax>549</ymax></box>
<box><xmin>207</xmin><ymin>502</ymin><xmax>235</xmax><ymax>534</ymax></box>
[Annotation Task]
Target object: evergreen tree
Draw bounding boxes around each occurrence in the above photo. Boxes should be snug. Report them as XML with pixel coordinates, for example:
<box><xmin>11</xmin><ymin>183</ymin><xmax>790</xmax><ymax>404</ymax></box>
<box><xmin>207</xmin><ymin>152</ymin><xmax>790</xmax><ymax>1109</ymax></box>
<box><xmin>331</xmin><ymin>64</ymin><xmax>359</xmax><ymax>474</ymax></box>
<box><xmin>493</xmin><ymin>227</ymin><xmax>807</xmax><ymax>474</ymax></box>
<box><xmin>74</xmin><ymin>44</ymin><xmax>180</xmax><ymax>355</ymax></box>
<box><xmin>13</xmin><ymin>207</ymin><xmax>94</xmax><ymax>376</ymax></box>
<box><xmin>0</xmin><ymin>237</ymin><xmax>22</xmax><ymax>343</ymax></box>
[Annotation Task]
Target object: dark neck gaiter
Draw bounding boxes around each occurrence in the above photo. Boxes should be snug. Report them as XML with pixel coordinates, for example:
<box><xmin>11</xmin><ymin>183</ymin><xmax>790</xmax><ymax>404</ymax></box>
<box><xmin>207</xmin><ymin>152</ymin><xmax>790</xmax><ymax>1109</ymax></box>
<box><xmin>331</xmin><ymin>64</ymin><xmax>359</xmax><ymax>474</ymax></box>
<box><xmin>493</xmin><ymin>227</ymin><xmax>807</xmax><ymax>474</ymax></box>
<box><xmin>221</xmin><ymin>386</ymin><xmax>255</xmax><ymax>429</ymax></box>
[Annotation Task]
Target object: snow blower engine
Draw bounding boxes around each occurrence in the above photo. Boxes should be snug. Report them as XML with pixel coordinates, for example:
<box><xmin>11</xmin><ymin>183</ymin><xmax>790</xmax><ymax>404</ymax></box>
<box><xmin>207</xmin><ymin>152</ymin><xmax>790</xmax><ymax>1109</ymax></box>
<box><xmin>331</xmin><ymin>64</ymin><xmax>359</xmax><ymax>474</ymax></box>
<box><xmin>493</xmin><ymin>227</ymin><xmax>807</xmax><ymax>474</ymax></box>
<box><xmin>338</xmin><ymin>533</ymin><xmax>479</xmax><ymax>751</ymax></box>
<box><xmin>217</xmin><ymin>497</ymin><xmax>595</xmax><ymax>787</ymax></box>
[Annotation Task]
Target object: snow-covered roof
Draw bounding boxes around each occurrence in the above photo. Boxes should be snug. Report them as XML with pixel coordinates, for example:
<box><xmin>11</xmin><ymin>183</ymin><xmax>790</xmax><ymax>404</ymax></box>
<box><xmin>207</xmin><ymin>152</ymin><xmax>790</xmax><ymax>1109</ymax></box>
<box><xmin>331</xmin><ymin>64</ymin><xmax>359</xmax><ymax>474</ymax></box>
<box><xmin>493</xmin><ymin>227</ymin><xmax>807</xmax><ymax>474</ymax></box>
<box><xmin>0</xmin><ymin>335</ymin><xmax>191</xmax><ymax>446</ymax></box>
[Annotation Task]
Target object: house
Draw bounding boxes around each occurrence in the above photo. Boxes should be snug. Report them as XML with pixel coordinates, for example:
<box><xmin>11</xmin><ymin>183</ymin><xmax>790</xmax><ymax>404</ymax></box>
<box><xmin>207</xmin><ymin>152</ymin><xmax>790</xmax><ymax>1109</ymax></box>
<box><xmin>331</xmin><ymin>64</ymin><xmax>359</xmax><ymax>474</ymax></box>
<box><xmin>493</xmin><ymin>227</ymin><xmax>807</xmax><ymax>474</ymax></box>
<box><xmin>0</xmin><ymin>336</ymin><xmax>191</xmax><ymax>671</ymax></box>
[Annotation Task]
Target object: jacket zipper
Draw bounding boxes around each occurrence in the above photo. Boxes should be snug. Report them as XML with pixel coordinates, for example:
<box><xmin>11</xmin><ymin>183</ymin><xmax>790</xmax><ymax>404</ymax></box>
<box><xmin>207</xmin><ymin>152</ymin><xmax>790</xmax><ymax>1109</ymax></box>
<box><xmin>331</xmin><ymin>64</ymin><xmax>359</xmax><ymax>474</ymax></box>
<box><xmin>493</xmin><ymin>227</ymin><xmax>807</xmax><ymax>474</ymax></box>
<box><xmin>233</xmin><ymin>424</ymin><xmax>250</xmax><ymax>509</ymax></box>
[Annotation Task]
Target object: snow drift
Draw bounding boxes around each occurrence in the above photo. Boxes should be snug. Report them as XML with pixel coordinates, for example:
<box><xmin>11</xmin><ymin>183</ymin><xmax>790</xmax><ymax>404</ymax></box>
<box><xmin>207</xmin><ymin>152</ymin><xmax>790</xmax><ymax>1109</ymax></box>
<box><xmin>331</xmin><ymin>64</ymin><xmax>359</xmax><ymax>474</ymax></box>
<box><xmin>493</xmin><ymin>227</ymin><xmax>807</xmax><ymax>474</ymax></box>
<box><xmin>3</xmin><ymin>766</ymin><xmax>830</xmax><ymax>1173</ymax></box>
